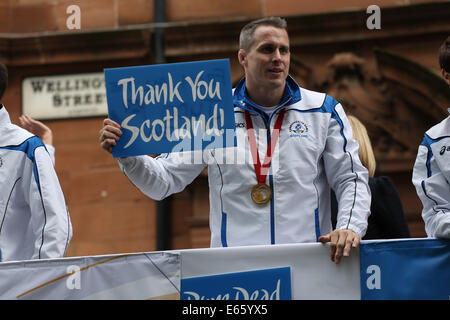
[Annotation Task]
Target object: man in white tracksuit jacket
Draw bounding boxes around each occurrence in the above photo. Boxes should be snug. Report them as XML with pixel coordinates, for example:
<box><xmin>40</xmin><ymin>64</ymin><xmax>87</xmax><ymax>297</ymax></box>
<box><xmin>412</xmin><ymin>35</ymin><xmax>450</xmax><ymax>239</ymax></box>
<box><xmin>100</xmin><ymin>17</ymin><xmax>371</xmax><ymax>264</ymax></box>
<box><xmin>0</xmin><ymin>63</ymin><xmax>72</xmax><ymax>262</ymax></box>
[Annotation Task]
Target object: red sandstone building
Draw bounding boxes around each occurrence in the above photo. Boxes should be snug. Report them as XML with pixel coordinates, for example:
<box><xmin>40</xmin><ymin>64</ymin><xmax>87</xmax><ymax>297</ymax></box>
<box><xmin>1</xmin><ymin>0</ymin><xmax>449</xmax><ymax>257</ymax></box>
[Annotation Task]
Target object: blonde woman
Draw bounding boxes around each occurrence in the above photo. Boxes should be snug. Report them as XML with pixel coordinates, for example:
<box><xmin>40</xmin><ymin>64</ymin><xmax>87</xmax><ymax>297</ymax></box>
<box><xmin>331</xmin><ymin>115</ymin><xmax>410</xmax><ymax>239</ymax></box>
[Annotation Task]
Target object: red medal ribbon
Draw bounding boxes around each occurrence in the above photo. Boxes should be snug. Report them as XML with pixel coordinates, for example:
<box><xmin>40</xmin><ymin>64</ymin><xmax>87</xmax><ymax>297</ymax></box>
<box><xmin>244</xmin><ymin>108</ymin><xmax>287</xmax><ymax>184</ymax></box>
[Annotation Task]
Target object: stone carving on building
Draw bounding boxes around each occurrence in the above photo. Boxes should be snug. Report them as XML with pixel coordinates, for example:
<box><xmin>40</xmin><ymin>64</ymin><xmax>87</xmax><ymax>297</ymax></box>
<box><xmin>292</xmin><ymin>49</ymin><xmax>450</xmax><ymax>173</ymax></box>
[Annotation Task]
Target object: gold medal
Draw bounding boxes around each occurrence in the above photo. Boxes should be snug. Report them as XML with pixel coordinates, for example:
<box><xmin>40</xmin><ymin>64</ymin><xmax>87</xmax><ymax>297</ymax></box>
<box><xmin>251</xmin><ymin>183</ymin><xmax>272</xmax><ymax>205</ymax></box>
<box><xmin>245</xmin><ymin>109</ymin><xmax>286</xmax><ymax>206</ymax></box>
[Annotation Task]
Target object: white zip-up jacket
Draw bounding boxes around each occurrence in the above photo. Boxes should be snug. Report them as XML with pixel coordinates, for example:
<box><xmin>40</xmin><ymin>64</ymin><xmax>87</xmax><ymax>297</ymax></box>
<box><xmin>0</xmin><ymin>105</ymin><xmax>72</xmax><ymax>262</ymax></box>
<box><xmin>118</xmin><ymin>77</ymin><xmax>371</xmax><ymax>247</ymax></box>
<box><xmin>412</xmin><ymin>111</ymin><xmax>450</xmax><ymax>238</ymax></box>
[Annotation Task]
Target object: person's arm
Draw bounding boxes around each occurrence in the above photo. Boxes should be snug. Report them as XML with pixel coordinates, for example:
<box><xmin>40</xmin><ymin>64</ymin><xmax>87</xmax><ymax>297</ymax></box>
<box><xmin>19</xmin><ymin>115</ymin><xmax>55</xmax><ymax>164</ymax></box>
<box><xmin>412</xmin><ymin>139</ymin><xmax>450</xmax><ymax>239</ymax></box>
<box><xmin>100</xmin><ymin>118</ymin><xmax>206</xmax><ymax>201</ymax></box>
<box><xmin>318</xmin><ymin>98</ymin><xmax>371</xmax><ymax>263</ymax></box>
<box><xmin>28</xmin><ymin>142</ymin><xmax>72</xmax><ymax>258</ymax></box>
<box><xmin>118</xmin><ymin>154</ymin><xmax>206</xmax><ymax>201</ymax></box>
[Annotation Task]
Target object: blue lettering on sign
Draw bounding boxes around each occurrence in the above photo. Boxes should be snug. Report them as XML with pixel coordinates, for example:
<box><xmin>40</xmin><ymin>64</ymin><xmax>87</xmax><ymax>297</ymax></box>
<box><xmin>360</xmin><ymin>239</ymin><xmax>450</xmax><ymax>300</ymax></box>
<box><xmin>180</xmin><ymin>267</ymin><xmax>292</xmax><ymax>300</ymax></box>
<box><xmin>104</xmin><ymin>59</ymin><xmax>236</xmax><ymax>158</ymax></box>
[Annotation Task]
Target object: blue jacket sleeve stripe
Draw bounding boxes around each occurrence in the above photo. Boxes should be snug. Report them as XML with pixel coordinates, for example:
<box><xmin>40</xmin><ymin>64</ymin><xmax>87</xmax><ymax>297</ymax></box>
<box><xmin>421</xmin><ymin>133</ymin><xmax>450</xmax><ymax>178</ymax></box>
<box><xmin>323</xmin><ymin>95</ymin><xmax>347</xmax><ymax>152</ymax></box>
<box><xmin>0</xmin><ymin>136</ymin><xmax>45</xmax><ymax>189</ymax></box>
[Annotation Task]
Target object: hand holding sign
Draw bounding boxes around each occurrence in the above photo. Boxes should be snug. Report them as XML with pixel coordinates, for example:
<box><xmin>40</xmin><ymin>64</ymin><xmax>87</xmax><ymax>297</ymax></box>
<box><xmin>102</xmin><ymin>59</ymin><xmax>235</xmax><ymax>158</ymax></box>
<box><xmin>99</xmin><ymin>118</ymin><xmax>122</xmax><ymax>154</ymax></box>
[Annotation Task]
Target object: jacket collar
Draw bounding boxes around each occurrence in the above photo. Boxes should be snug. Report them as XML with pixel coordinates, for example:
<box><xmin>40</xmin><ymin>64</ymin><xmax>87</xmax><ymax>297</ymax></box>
<box><xmin>233</xmin><ymin>76</ymin><xmax>302</xmax><ymax>111</ymax></box>
<box><xmin>233</xmin><ymin>75</ymin><xmax>302</xmax><ymax>118</ymax></box>
<box><xmin>0</xmin><ymin>104</ymin><xmax>11</xmax><ymax>126</ymax></box>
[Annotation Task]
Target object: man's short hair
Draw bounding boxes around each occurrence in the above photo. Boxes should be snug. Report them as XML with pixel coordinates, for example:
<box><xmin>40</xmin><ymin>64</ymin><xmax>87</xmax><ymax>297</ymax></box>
<box><xmin>0</xmin><ymin>61</ymin><xmax>8</xmax><ymax>100</ymax></box>
<box><xmin>239</xmin><ymin>16</ymin><xmax>288</xmax><ymax>52</ymax></box>
<box><xmin>439</xmin><ymin>35</ymin><xmax>450</xmax><ymax>73</ymax></box>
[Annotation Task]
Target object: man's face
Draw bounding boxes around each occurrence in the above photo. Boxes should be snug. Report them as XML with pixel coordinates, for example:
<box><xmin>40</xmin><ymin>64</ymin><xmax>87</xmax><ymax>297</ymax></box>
<box><xmin>239</xmin><ymin>25</ymin><xmax>290</xmax><ymax>92</ymax></box>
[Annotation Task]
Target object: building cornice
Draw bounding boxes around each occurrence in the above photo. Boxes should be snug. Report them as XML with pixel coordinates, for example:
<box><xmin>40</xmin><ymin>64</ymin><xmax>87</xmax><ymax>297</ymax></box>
<box><xmin>0</xmin><ymin>28</ymin><xmax>152</xmax><ymax>66</ymax></box>
<box><xmin>1</xmin><ymin>2</ymin><xmax>449</xmax><ymax>66</ymax></box>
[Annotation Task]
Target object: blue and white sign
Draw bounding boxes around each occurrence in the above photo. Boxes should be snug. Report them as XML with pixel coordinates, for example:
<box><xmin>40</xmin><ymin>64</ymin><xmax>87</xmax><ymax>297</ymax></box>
<box><xmin>360</xmin><ymin>239</ymin><xmax>450</xmax><ymax>300</ymax></box>
<box><xmin>104</xmin><ymin>59</ymin><xmax>235</xmax><ymax>158</ymax></box>
<box><xmin>180</xmin><ymin>267</ymin><xmax>292</xmax><ymax>300</ymax></box>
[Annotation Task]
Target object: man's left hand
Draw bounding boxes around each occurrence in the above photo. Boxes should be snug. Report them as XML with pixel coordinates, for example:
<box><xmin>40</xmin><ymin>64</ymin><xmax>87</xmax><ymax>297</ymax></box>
<box><xmin>318</xmin><ymin>229</ymin><xmax>361</xmax><ymax>264</ymax></box>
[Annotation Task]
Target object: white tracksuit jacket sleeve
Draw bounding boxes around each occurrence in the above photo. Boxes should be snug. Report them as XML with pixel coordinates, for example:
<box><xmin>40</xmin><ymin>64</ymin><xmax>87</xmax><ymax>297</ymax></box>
<box><xmin>30</xmin><ymin>146</ymin><xmax>72</xmax><ymax>259</ymax></box>
<box><xmin>412</xmin><ymin>143</ymin><xmax>450</xmax><ymax>239</ymax></box>
<box><xmin>45</xmin><ymin>144</ymin><xmax>55</xmax><ymax>165</ymax></box>
<box><xmin>323</xmin><ymin>103</ymin><xmax>371</xmax><ymax>236</ymax></box>
<box><xmin>118</xmin><ymin>153</ymin><xmax>206</xmax><ymax>201</ymax></box>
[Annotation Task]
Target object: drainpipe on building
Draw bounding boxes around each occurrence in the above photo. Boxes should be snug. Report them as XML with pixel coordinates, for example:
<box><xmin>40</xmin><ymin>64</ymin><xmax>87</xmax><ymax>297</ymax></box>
<box><xmin>154</xmin><ymin>0</ymin><xmax>171</xmax><ymax>251</ymax></box>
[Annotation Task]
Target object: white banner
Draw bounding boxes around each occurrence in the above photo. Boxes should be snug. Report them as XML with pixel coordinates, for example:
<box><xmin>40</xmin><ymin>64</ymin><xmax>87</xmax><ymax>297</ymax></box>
<box><xmin>1</xmin><ymin>239</ymin><xmax>446</xmax><ymax>300</ymax></box>
<box><xmin>0</xmin><ymin>251</ymin><xmax>180</xmax><ymax>300</ymax></box>
<box><xmin>181</xmin><ymin>243</ymin><xmax>360</xmax><ymax>300</ymax></box>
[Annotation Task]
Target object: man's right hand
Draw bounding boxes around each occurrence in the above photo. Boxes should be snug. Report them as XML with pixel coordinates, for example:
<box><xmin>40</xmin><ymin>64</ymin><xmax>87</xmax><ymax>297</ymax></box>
<box><xmin>99</xmin><ymin>118</ymin><xmax>122</xmax><ymax>153</ymax></box>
